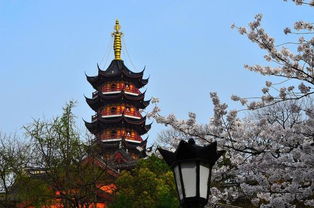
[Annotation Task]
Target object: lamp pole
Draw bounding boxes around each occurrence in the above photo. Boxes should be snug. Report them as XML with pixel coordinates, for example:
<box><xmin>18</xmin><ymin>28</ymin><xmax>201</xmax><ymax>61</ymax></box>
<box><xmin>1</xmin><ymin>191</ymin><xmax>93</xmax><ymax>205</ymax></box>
<box><xmin>158</xmin><ymin>138</ymin><xmax>225</xmax><ymax>208</ymax></box>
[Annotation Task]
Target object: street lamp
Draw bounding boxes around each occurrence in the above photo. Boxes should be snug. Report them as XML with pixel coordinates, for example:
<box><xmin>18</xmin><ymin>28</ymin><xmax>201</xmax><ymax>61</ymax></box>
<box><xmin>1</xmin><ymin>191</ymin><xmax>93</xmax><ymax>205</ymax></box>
<box><xmin>158</xmin><ymin>138</ymin><xmax>225</xmax><ymax>208</ymax></box>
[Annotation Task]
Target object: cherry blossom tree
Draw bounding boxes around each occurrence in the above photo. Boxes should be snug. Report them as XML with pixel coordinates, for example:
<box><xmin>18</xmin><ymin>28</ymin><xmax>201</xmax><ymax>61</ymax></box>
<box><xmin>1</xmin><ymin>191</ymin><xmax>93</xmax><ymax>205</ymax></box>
<box><xmin>283</xmin><ymin>0</ymin><xmax>314</xmax><ymax>6</ymax></box>
<box><xmin>148</xmin><ymin>3</ymin><xmax>314</xmax><ymax>207</ymax></box>
<box><xmin>230</xmin><ymin>13</ymin><xmax>313</xmax><ymax>110</ymax></box>
<box><xmin>150</xmin><ymin>96</ymin><xmax>314</xmax><ymax>208</ymax></box>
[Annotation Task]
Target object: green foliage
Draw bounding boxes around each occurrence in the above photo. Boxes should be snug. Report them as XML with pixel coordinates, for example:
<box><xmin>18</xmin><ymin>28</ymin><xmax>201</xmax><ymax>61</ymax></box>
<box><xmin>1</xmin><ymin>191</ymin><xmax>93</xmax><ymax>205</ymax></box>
<box><xmin>19</xmin><ymin>101</ymin><xmax>112</xmax><ymax>207</ymax></box>
<box><xmin>14</xmin><ymin>175</ymin><xmax>55</xmax><ymax>208</ymax></box>
<box><xmin>109</xmin><ymin>155</ymin><xmax>179</xmax><ymax>208</ymax></box>
<box><xmin>0</xmin><ymin>133</ymin><xmax>29</xmax><ymax>208</ymax></box>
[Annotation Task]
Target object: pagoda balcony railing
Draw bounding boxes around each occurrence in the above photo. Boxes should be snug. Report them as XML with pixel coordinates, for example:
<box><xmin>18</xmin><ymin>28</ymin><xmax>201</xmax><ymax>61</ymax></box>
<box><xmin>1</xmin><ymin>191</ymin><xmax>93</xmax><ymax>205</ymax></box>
<box><xmin>102</xmin><ymin>111</ymin><xmax>142</xmax><ymax>118</ymax></box>
<box><xmin>92</xmin><ymin>88</ymin><xmax>140</xmax><ymax>98</ymax></box>
<box><xmin>102</xmin><ymin>87</ymin><xmax>140</xmax><ymax>95</ymax></box>
<box><xmin>103</xmin><ymin>84</ymin><xmax>141</xmax><ymax>93</ymax></box>
<box><xmin>101</xmin><ymin>135</ymin><xmax>142</xmax><ymax>143</ymax></box>
<box><xmin>124</xmin><ymin>89</ymin><xmax>140</xmax><ymax>95</ymax></box>
<box><xmin>92</xmin><ymin>111</ymin><xmax>142</xmax><ymax>121</ymax></box>
<box><xmin>124</xmin><ymin>112</ymin><xmax>142</xmax><ymax>119</ymax></box>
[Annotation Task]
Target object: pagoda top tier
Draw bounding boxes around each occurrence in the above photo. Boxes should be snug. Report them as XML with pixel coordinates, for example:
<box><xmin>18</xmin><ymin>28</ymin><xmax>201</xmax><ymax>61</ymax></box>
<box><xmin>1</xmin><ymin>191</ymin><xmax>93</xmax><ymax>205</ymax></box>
<box><xmin>86</xmin><ymin>20</ymin><xmax>148</xmax><ymax>89</ymax></box>
<box><xmin>86</xmin><ymin>60</ymin><xmax>149</xmax><ymax>89</ymax></box>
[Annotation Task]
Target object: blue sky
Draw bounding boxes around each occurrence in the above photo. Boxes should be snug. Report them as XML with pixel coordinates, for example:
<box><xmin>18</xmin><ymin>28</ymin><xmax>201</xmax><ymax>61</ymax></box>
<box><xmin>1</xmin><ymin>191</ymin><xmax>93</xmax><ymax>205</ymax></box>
<box><xmin>0</xmin><ymin>0</ymin><xmax>312</xmax><ymax>143</ymax></box>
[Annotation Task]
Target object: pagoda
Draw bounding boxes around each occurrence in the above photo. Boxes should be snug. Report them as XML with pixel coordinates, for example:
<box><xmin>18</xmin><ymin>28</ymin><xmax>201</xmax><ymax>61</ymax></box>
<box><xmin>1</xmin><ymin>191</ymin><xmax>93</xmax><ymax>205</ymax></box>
<box><xmin>85</xmin><ymin>20</ymin><xmax>151</xmax><ymax>171</ymax></box>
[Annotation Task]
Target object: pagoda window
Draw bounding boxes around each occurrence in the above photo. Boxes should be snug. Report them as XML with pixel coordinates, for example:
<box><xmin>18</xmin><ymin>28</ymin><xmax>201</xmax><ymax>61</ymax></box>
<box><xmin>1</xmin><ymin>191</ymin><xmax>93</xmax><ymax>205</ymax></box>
<box><xmin>103</xmin><ymin>154</ymin><xmax>111</xmax><ymax>161</ymax></box>
<box><xmin>125</xmin><ymin>83</ymin><xmax>130</xmax><ymax>89</ymax></box>
<box><xmin>126</xmin><ymin>131</ymin><xmax>131</xmax><ymax>137</ymax></box>
<box><xmin>111</xmin><ymin>83</ymin><xmax>116</xmax><ymax>90</ymax></box>
<box><xmin>111</xmin><ymin>130</ymin><xmax>117</xmax><ymax>137</ymax></box>
<box><xmin>121</xmin><ymin>129</ymin><xmax>125</xmax><ymax>135</ymax></box>
<box><xmin>126</xmin><ymin>107</ymin><xmax>130</xmax><ymax>112</ymax></box>
<box><xmin>131</xmin><ymin>153</ymin><xmax>138</xmax><ymax>160</ymax></box>
<box><xmin>111</xmin><ymin>107</ymin><xmax>117</xmax><ymax>114</ymax></box>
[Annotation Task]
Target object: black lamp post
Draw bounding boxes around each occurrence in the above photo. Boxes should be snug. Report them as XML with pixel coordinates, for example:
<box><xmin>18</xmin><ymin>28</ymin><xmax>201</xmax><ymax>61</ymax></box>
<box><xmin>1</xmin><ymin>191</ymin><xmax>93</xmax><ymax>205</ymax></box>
<box><xmin>158</xmin><ymin>138</ymin><xmax>225</xmax><ymax>208</ymax></box>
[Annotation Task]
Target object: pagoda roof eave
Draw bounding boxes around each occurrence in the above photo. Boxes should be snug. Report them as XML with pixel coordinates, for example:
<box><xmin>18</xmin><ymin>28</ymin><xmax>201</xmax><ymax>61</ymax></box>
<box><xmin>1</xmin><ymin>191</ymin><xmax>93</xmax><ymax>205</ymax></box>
<box><xmin>86</xmin><ymin>74</ymin><xmax>148</xmax><ymax>90</ymax></box>
<box><xmin>97</xmin><ymin>115</ymin><xmax>147</xmax><ymax>125</ymax></box>
<box><xmin>86</xmin><ymin>74</ymin><xmax>99</xmax><ymax>90</ymax></box>
<box><xmin>98</xmin><ymin>60</ymin><xmax>144</xmax><ymax>79</ymax></box>
<box><xmin>85</xmin><ymin>92</ymin><xmax>150</xmax><ymax>111</ymax></box>
<box><xmin>85</xmin><ymin>96</ymin><xmax>100</xmax><ymax>112</ymax></box>
<box><xmin>98</xmin><ymin>90</ymin><xmax>146</xmax><ymax>101</ymax></box>
<box><xmin>143</xmin><ymin>123</ymin><xmax>152</xmax><ymax>134</ymax></box>
<box><xmin>141</xmin><ymin>78</ymin><xmax>149</xmax><ymax>86</ymax></box>
<box><xmin>86</xmin><ymin>60</ymin><xmax>148</xmax><ymax>90</ymax></box>
<box><xmin>84</xmin><ymin>116</ymin><xmax>151</xmax><ymax>135</ymax></box>
<box><xmin>84</xmin><ymin>119</ymin><xmax>98</xmax><ymax>134</ymax></box>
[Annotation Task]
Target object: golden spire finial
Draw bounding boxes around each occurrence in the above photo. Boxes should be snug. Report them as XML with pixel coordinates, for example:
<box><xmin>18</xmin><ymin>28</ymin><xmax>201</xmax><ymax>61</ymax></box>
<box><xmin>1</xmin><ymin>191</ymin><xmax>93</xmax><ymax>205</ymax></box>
<box><xmin>112</xmin><ymin>19</ymin><xmax>123</xmax><ymax>60</ymax></box>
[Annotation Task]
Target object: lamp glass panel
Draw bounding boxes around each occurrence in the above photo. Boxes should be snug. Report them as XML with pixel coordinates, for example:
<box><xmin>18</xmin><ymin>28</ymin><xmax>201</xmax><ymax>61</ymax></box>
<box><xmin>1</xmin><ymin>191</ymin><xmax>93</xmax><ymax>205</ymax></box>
<box><xmin>174</xmin><ymin>165</ymin><xmax>183</xmax><ymax>200</ymax></box>
<box><xmin>199</xmin><ymin>164</ymin><xmax>210</xmax><ymax>198</ymax></box>
<box><xmin>181</xmin><ymin>162</ymin><xmax>197</xmax><ymax>197</ymax></box>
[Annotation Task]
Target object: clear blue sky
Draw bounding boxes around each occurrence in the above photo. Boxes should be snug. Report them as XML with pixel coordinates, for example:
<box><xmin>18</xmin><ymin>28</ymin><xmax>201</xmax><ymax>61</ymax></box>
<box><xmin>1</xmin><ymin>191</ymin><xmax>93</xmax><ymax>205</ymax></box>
<box><xmin>0</xmin><ymin>0</ymin><xmax>312</xmax><ymax>143</ymax></box>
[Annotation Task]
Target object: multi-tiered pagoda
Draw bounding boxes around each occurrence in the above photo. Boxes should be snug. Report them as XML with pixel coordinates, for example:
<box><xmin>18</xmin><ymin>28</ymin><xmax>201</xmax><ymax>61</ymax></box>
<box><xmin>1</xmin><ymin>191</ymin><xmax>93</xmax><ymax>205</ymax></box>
<box><xmin>85</xmin><ymin>20</ymin><xmax>151</xmax><ymax>171</ymax></box>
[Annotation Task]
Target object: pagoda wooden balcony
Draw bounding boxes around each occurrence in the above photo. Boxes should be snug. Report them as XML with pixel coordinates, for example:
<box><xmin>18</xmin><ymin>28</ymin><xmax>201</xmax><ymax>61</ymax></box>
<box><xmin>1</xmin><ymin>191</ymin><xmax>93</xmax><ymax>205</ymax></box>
<box><xmin>92</xmin><ymin>111</ymin><xmax>142</xmax><ymax>121</ymax></box>
<box><xmin>124</xmin><ymin>111</ymin><xmax>142</xmax><ymax>119</ymax></box>
<box><xmin>124</xmin><ymin>88</ymin><xmax>141</xmax><ymax>95</ymax></box>
<box><xmin>101</xmin><ymin>82</ymin><xmax>140</xmax><ymax>94</ymax></box>
<box><xmin>92</xmin><ymin>89</ymin><xmax>141</xmax><ymax>98</ymax></box>
<box><xmin>102</xmin><ymin>109</ymin><xmax>141</xmax><ymax>119</ymax></box>
<box><xmin>101</xmin><ymin>87</ymin><xmax>141</xmax><ymax>95</ymax></box>
<box><xmin>101</xmin><ymin>134</ymin><xmax>142</xmax><ymax>143</ymax></box>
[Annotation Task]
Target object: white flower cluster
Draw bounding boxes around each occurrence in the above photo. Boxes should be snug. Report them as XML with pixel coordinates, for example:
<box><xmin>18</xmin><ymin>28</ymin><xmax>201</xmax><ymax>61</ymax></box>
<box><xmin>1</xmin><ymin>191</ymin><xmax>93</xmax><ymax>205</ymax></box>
<box><xmin>230</xmin><ymin>14</ymin><xmax>314</xmax><ymax>110</ymax></box>
<box><xmin>152</xmin><ymin>93</ymin><xmax>314</xmax><ymax>207</ymax></box>
<box><xmin>151</xmin><ymin>5</ymin><xmax>314</xmax><ymax>207</ymax></box>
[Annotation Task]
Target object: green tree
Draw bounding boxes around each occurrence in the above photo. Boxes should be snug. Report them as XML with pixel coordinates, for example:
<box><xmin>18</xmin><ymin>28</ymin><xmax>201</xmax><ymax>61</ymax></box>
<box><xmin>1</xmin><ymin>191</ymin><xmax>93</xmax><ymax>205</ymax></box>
<box><xmin>0</xmin><ymin>134</ymin><xmax>29</xmax><ymax>208</ymax></box>
<box><xmin>109</xmin><ymin>155</ymin><xmax>179</xmax><ymax>208</ymax></box>
<box><xmin>20</xmin><ymin>101</ymin><xmax>113</xmax><ymax>208</ymax></box>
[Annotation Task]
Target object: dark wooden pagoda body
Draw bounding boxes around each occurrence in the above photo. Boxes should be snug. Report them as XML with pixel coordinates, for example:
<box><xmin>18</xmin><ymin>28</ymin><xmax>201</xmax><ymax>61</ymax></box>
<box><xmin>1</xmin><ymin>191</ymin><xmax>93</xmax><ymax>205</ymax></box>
<box><xmin>85</xmin><ymin>59</ymin><xmax>150</xmax><ymax>171</ymax></box>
